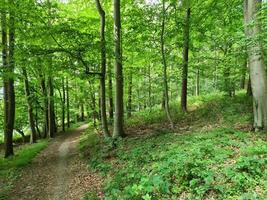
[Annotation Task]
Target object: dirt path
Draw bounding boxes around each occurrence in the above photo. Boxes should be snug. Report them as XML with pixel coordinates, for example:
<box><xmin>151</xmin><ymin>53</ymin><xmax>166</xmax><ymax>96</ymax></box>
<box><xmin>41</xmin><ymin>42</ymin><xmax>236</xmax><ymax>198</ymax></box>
<box><xmin>8</xmin><ymin>124</ymin><xmax>103</xmax><ymax>200</ymax></box>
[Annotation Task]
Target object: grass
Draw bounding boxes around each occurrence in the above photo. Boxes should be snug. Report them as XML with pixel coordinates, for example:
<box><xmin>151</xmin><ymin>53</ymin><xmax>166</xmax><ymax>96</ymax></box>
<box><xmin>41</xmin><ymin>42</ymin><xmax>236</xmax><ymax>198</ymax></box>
<box><xmin>0</xmin><ymin>140</ymin><xmax>48</xmax><ymax>199</ymax></box>
<box><xmin>79</xmin><ymin>92</ymin><xmax>267</xmax><ymax>199</ymax></box>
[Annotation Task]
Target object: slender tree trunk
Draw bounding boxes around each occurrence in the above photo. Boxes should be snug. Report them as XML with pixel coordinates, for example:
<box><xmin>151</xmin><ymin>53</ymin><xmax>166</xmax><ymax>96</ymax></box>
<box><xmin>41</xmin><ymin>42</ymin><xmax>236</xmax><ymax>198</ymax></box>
<box><xmin>161</xmin><ymin>0</ymin><xmax>174</xmax><ymax>129</ymax></box>
<box><xmin>66</xmin><ymin>77</ymin><xmax>70</xmax><ymax>128</ymax></box>
<box><xmin>22</xmin><ymin>67</ymin><xmax>37</xmax><ymax>143</ymax></box>
<box><xmin>35</xmin><ymin>106</ymin><xmax>41</xmax><ymax>138</ymax></box>
<box><xmin>148</xmin><ymin>64</ymin><xmax>152</xmax><ymax>110</ymax></box>
<box><xmin>108</xmin><ymin>60</ymin><xmax>114</xmax><ymax>121</ymax></box>
<box><xmin>40</xmin><ymin>72</ymin><xmax>48</xmax><ymax>138</ymax></box>
<box><xmin>48</xmin><ymin>75</ymin><xmax>56</xmax><ymax>138</ymax></box>
<box><xmin>181</xmin><ymin>3</ymin><xmax>190</xmax><ymax>112</ymax></box>
<box><xmin>127</xmin><ymin>70</ymin><xmax>132</xmax><ymax>118</ymax></box>
<box><xmin>161</xmin><ymin>92</ymin><xmax>165</xmax><ymax>110</ymax></box>
<box><xmin>244</xmin><ymin>0</ymin><xmax>267</xmax><ymax>130</ymax></box>
<box><xmin>98</xmin><ymin>86</ymin><xmax>101</xmax><ymax>121</ymax></box>
<box><xmin>62</xmin><ymin>77</ymin><xmax>65</xmax><ymax>132</ymax></box>
<box><xmin>46</xmin><ymin>0</ymin><xmax>56</xmax><ymax>137</ymax></box>
<box><xmin>195</xmin><ymin>67</ymin><xmax>200</xmax><ymax>96</ymax></box>
<box><xmin>81</xmin><ymin>103</ymin><xmax>85</xmax><ymax>121</ymax></box>
<box><xmin>2</xmin><ymin>2</ymin><xmax>15</xmax><ymax>157</ymax></box>
<box><xmin>113</xmin><ymin>0</ymin><xmax>125</xmax><ymax>138</ymax></box>
<box><xmin>95</xmin><ymin>0</ymin><xmax>110</xmax><ymax>137</ymax></box>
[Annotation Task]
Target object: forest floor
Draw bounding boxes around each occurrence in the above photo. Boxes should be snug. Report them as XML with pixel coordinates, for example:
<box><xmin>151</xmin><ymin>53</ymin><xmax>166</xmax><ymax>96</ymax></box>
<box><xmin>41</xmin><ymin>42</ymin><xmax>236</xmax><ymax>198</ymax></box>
<box><xmin>80</xmin><ymin>93</ymin><xmax>267</xmax><ymax>199</ymax></box>
<box><xmin>6</xmin><ymin>124</ymin><xmax>103</xmax><ymax>200</ymax></box>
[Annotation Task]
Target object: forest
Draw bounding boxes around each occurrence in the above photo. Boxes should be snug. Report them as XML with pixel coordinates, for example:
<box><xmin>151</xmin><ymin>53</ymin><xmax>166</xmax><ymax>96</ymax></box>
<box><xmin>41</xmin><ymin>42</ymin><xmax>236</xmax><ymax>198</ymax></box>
<box><xmin>1</xmin><ymin>0</ymin><xmax>267</xmax><ymax>199</ymax></box>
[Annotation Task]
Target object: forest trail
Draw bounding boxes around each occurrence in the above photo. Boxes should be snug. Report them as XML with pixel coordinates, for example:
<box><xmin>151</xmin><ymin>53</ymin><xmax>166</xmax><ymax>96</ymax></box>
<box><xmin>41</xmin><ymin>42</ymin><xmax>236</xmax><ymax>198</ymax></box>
<box><xmin>8</xmin><ymin>124</ymin><xmax>103</xmax><ymax>200</ymax></box>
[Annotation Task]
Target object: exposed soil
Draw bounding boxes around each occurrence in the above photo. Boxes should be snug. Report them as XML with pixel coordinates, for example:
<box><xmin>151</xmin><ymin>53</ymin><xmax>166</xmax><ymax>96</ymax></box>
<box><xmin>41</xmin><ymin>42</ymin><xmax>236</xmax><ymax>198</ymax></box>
<box><xmin>7</xmin><ymin>124</ymin><xmax>103</xmax><ymax>200</ymax></box>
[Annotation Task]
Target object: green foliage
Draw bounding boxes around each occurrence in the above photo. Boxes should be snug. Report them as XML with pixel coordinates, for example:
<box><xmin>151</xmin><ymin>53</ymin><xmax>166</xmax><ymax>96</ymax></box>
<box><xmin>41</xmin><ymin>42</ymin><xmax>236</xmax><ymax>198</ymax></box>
<box><xmin>128</xmin><ymin>92</ymin><xmax>252</xmax><ymax>129</ymax></box>
<box><xmin>89</xmin><ymin>128</ymin><xmax>267</xmax><ymax>200</ymax></box>
<box><xmin>79</xmin><ymin>93</ymin><xmax>266</xmax><ymax>199</ymax></box>
<box><xmin>0</xmin><ymin>140</ymin><xmax>48</xmax><ymax>169</ymax></box>
<box><xmin>83</xmin><ymin>191</ymin><xmax>98</xmax><ymax>200</ymax></box>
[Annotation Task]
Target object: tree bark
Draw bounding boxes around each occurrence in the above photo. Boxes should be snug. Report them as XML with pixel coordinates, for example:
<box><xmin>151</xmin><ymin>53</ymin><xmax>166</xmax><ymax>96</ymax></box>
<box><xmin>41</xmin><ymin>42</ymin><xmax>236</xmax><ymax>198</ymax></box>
<box><xmin>35</xmin><ymin>106</ymin><xmax>41</xmax><ymax>138</ymax></box>
<box><xmin>66</xmin><ymin>77</ymin><xmax>70</xmax><ymax>128</ymax></box>
<box><xmin>108</xmin><ymin>60</ymin><xmax>114</xmax><ymax>121</ymax></box>
<box><xmin>148</xmin><ymin>64</ymin><xmax>152</xmax><ymax>110</ymax></box>
<box><xmin>22</xmin><ymin>67</ymin><xmax>37</xmax><ymax>143</ymax></box>
<box><xmin>95</xmin><ymin>0</ymin><xmax>110</xmax><ymax>137</ymax></box>
<box><xmin>48</xmin><ymin>75</ymin><xmax>56</xmax><ymax>138</ymax></box>
<box><xmin>244</xmin><ymin>0</ymin><xmax>267</xmax><ymax>130</ymax></box>
<box><xmin>181</xmin><ymin>3</ymin><xmax>190</xmax><ymax>112</ymax></box>
<box><xmin>81</xmin><ymin>103</ymin><xmax>85</xmax><ymax>121</ymax></box>
<box><xmin>127</xmin><ymin>70</ymin><xmax>132</xmax><ymax>118</ymax></box>
<box><xmin>113</xmin><ymin>0</ymin><xmax>125</xmax><ymax>138</ymax></box>
<box><xmin>247</xmin><ymin>75</ymin><xmax>253</xmax><ymax>96</ymax></box>
<box><xmin>2</xmin><ymin>1</ymin><xmax>15</xmax><ymax>157</ymax></box>
<box><xmin>161</xmin><ymin>0</ymin><xmax>174</xmax><ymax>129</ymax></box>
<box><xmin>195</xmin><ymin>67</ymin><xmax>200</xmax><ymax>96</ymax></box>
<box><xmin>40</xmin><ymin>72</ymin><xmax>49</xmax><ymax>138</ymax></box>
<box><xmin>62</xmin><ymin>77</ymin><xmax>66</xmax><ymax>132</ymax></box>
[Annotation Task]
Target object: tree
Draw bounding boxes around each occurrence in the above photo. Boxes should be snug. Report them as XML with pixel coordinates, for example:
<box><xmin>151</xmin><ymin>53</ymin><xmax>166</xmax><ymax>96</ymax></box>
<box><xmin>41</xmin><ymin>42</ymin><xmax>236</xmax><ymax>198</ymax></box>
<box><xmin>113</xmin><ymin>0</ymin><xmax>125</xmax><ymax>138</ymax></box>
<box><xmin>181</xmin><ymin>0</ymin><xmax>190</xmax><ymax>112</ymax></box>
<box><xmin>2</xmin><ymin>0</ymin><xmax>16</xmax><ymax>158</ymax></box>
<box><xmin>95</xmin><ymin>0</ymin><xmax>110</xmax><ymax>138</ymax></box>
<box><xmin>161</xmin><ymin>0</ymin><xmax>174</xmax><ymax>129</ymax></box>
<box><xmin>66</xmin><ymin>77</ymin><xmax>70</xmax><ymax>128</ymax></box>
<box><xmin>244</xmin><ymin>0</ymin><xmax>267</xmax><ymax>131</ymax></box>
<box><xmin>108</xmin><ymin>61</ymin><xmax>114</xmax><ymax>121</ymax></box>
<box><xmin>61</xmin><ymin>77</ymin><xmax>66</xmax><ymax>132</ymax></box>
<box><xmin>22</xmin><ymin>67</ymin><xmax>37</xmax><ymax>143</ymax></box>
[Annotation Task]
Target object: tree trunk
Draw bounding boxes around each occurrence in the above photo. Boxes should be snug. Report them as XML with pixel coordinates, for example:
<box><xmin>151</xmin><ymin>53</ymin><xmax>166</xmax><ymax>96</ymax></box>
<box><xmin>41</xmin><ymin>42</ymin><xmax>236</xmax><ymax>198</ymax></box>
<box><xmin>195</xmin><ymin>67</ymin><xmax>200</xmax><ymax>96</ymax></box>
<box><xmin>40</xmin><ymin>72</ymin><xmax>49</xmax><ymax>138</ymax></box>
<box><xmin>62</xmin><ymin>77</ymin><xmax>66</xmax><ymax>132</ymax></box>
<box><xmin>244</xmin><ymin>0</ymin><xmax>267</xmax><ymax>130</ymax></box>
<box><xmin>48</xmin><ymin>75</ymin><xmax>56</xmax><ymax>138</ymax></box>
<box><xmin>2</xmin><ymin>2</ymin><xmax>15</xmax><ymax>157</ymax></box>
<box><xmin>127</xmin><ymin>70</ymin><xmax>132</xmax><ymax>118</ymax></box>
<box><xmin>35</xmin><ymin>105</ymin><xmax>41</xmax><ymax>138</ymax></box>
<box><xmin>22</xmin><ymin>67</ymin><xmax>37</xmax><ymax>143</ymax></box>
<box><xmin>148</xmin><ymin>64</ymin><xmax>152</xmax><ymax>110</ymax></box>
<box><xmin>66</xmin><ymin>77</ymin><xmax>70</xmax><ymax>128</ymax></box>
<box><xmin>247</xmin><ymin>75</ymin><xmax>253</xmax><ymax>96</ymax></box>
<box><xmin>108</xmin><ymin>60</ymin><xmax>114</xmax><ymax>121</ymax></box>
<box><xmin>95</xmin><ymin>0</ymin><xmax>110</xmax><ymax>137</ymax></box>
<box><xmin>35</xmin><ymin>106</ymin><xmax>41</xmax><ymax>138</ymax></box>
<box><xmin>113</xmin><ymin>0</ymin><xmax>125</xmax><ymax>138</ymax></box>
<box><xmin>81</xmin><ymin>103</ymin><xmax>85</xmax><ymax>121</ymax></box>
<box><xmin>161</xmin><ymin>0</ymin><xmax>174</xmax><ymax>129</ymax></box>
<box><xmin>181</xmin><ymin>3</ymin><xmax>190</xmax><ymax>112</ymax></box>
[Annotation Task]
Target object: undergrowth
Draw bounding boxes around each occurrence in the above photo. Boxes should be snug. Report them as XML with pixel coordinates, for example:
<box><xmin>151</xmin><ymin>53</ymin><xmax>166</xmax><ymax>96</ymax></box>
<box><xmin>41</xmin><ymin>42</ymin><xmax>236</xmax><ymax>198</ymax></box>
<box><xmin>80</xmin><ymin>93</ymin><xmax>267</xmax><ymax>199</ymax></box>
<box><xmin>0</xmin><ymin>140</ymin><xmax>48</xmax><ymax>200</ymax></box>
